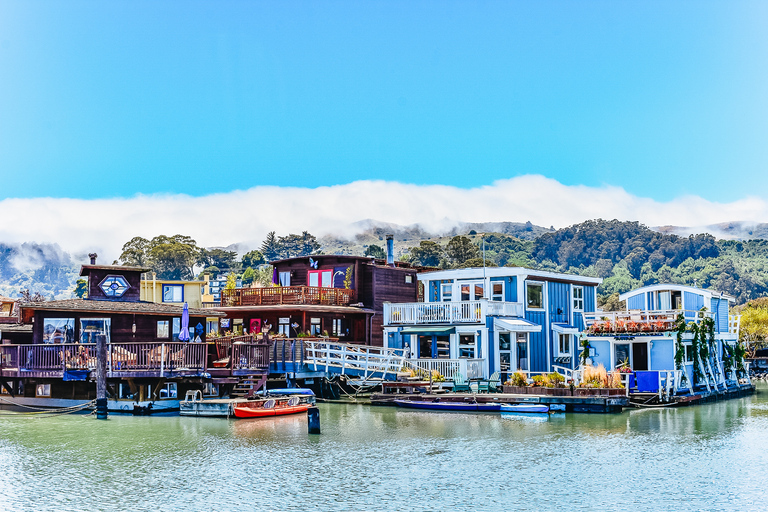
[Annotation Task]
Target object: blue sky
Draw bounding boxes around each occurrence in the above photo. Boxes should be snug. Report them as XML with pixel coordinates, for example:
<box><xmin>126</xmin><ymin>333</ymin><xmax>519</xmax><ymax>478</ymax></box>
<box><xmin>1</xmin><ymin>1</ymin><xmax>767</xmax><ymax>204</ymax></box>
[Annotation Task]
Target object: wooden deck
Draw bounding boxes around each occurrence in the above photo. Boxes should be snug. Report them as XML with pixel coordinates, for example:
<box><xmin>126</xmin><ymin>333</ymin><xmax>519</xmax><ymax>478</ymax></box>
<box><xmin>221</xmin><ymin>286</ymin><xmax>355</xmax><ymax>307</ymax></box>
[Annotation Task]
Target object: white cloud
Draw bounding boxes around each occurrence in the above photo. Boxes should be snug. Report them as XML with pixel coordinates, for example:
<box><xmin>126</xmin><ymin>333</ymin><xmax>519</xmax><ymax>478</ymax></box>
<box><xmin>2</xmin><ymin>175</ymin><xmax>767</xmax><ymax>262</ymax></box>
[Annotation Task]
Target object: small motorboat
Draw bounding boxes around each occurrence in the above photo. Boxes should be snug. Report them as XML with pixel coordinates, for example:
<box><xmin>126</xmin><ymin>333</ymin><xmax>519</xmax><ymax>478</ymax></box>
<box><xmin>233</xmin><ymin>397</ymin><xmax>310</xmax><ymax>418</ymax></box>
<box><xmin>393</xmin><ymin>399</ymin><xmax>501</xmax><ymax>412</ymax></box>
<box><xmin>500</xmin><ymin>403</ymin><xmax>549</xmax><ymax>414</ymax></box>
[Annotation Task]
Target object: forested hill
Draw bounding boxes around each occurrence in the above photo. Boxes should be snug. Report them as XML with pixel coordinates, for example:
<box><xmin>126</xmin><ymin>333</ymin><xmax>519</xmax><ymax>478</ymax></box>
<box><xmin>2</xmin><ymin>219</ymin><xmax>768</xmax><ymax>304</ymax></box>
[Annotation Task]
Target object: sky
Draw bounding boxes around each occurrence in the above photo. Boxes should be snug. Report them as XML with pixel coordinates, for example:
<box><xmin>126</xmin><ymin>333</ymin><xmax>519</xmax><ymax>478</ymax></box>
<box><xmin>1</xmin><ymin>1</ymin><xmax>768</xmax><ymax>259</ymax></box>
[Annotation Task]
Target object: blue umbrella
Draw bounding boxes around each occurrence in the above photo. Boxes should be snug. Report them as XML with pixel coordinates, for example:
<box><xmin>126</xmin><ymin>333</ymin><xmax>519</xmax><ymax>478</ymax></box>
<box><xmin>179</xmin><ymin>302</ymin><xmax>191</xmax><ymax>342</ymax></box>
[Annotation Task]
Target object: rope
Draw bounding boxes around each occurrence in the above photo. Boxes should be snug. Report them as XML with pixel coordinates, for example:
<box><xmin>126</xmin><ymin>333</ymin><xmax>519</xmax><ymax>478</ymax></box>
<box><xmin>0</xmin><ymin>396</ymin><xmax>96</xmax><ymax>416</ymax></box>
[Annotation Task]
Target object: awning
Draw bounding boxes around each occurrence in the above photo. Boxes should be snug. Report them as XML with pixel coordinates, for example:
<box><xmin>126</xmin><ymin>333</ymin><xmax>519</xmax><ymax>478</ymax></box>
<box><xmin>399</xmin><ymin>327</ymin><xmax>456</xmax><ymax>336</ymax></box>
<box><xmin>494</xmin><ymin>318</ymin><xmax>542</xmax><ymax>333</ymax></box>
<box><xmin>551</xmin><ymin>323</ymin><xmax>580</xmax><ymax>335</ymax></box>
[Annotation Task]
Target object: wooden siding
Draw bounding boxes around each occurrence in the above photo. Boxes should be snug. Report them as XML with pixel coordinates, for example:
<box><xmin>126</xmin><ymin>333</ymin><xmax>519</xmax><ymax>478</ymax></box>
<box><xmin>585</xmin><ymin>285</ymin><xmax>596</xmax><ymax>313</ymax></box>
<box><xmin>647</xmin><ymin>291</ymin><xmax>655</xmax><ymax>310</ymax></box>
<box><xmin>525</xmin><ymin>310</ymin><xmax>547</xmax><ymax>372</ymax></box>
<box><xmin>547</xmin><ymin>281</ymin><xmax>570</xmax><ymax>325</ymax></box>
<box><xmin>86</xmin><ymin>268</ymin><xmax>143</xmax><ymax>302</ymax></box>
<box><xmin>627</xmin><ymin>294</ymin><xmax>644</xmax><ymax>310</ymax></box>
<box><xmin>369</xmin><ymin>266</ymin><xmax>420</xmax><ymax>347</ymax></box>
<box><xmin>684</xmin><ymin>291</ymin><xmax>704</xmax><ymax>314</ymax></box>
<box><xmin>711</xmin><ymin>298</ymin><xmax>729</xmax><ymax>333</ymax></box>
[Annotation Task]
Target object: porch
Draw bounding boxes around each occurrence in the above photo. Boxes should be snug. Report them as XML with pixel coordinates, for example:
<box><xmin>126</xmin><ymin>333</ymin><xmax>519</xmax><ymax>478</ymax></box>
<box><xmin>221</xmin><ymin>286</ymin><xmax>355</xmax><ymax>307</ymax></box>
<box><xmin>383</xmin><ymin>300</ymin><xmax>523</xmax><ymax>325</ymax></box>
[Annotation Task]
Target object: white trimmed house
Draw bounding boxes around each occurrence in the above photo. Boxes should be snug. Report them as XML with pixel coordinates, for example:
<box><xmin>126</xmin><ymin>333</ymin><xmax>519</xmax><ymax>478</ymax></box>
<box><xmin>382</xmin><ymin>267</ymin><xmax>601</xmax><ymax>380</ymax></box>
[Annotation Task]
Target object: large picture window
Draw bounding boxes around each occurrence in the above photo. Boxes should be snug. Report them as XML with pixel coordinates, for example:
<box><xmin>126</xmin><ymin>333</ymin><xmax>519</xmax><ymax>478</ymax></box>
<box><xmin>526</xmin><ymin>282</ymin><xmax>544</xmax><ymax>309</ymax></box>
<box><xmin>79</xmin><ymin>318</ymin><xmax>111</xmax><ymax>344</ymax></box>
<box><xmin>43</xmin><ymin>318</ymin><xmax>75</xmax><ymax>344</ymax></box>
<box><xmin>162</xmin><ymin>285</ymin><xmax>184</xmax><ymax>303</ymax></box>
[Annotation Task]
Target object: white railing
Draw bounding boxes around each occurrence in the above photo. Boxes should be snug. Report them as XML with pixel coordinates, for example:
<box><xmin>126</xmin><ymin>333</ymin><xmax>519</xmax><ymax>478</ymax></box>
<box><xmin>303</xmin><ymin>340</ymin><xmax>406</xmax><ymax>380</ymax></box>
<box><xmin>384</xmin><ymin>300</ymin><xmax>523</xmax><ymax>325</ymax></box>
<box><xmin>403</xmin><ymin>358</ymin><xmax>485</xmax><ymax>380</ymax></box>
<box><xmin>584</xmin><ymin>309</ymin><xmax>715</xmax><ymax>334</ymax></box>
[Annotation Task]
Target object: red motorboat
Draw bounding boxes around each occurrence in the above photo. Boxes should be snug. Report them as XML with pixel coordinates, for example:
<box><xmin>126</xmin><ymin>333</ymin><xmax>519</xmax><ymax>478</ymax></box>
<box><xmin>233</xmin><ymin>397</ymin><xmax>310</xmax><ymax>418</ymax></box>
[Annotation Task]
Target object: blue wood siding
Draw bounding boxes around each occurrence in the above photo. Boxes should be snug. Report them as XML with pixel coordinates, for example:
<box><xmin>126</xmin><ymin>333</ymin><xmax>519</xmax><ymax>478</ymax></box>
<box><xmin>489</xmin><ymin>276</ymin><xmax>517</xmax><ymax>302</ymax></box>
<box><xmin>627</xmin><ymin>294</ymin><xmax>644</xmax><ymax>310</ymax></box>
<box><xmin>647</xmin><ymin>292</ymin><xmax>655</xmax><ymax>310</ymax></box>
<box><xmin>428</xmin><ymin>281</ymin><xmax>439</xmax><ymax>302</ymax></box>
<box><xmin>589</xmin><ymin>339</ymin><xmax>612</xmax><ymax>369</ymax></box>
<box><xmin>573</xmin><ymin>312</ymin><xmax>585</xmax><ymax>331</ymax></box>
<box><xmin>711</xmin><ymin>298</ymin><xmax>729</xmax><ymax>333</ymax></box>
<box><xmin>585</xmin><ymin>286</ymin><xmax>596</xmax><ymax>313</ymax></box>
<box><xmin>547</xmin><ymin>282</ymin><xmax>570</xmax><ymax>324</ymax></box>
<box><xmin>684</xmin><ymin>291</ymin><xmax>704</xmax><ymax>313</ymax></box>
<box><xmin>650</xmin><ymin>338</ymin><xmax>675</xmax><ymax>370</ymax></box>
<box><xmin>525</xmin><ymin>310</ymin><xmax>547</xmax><ymax>372</ymax></box>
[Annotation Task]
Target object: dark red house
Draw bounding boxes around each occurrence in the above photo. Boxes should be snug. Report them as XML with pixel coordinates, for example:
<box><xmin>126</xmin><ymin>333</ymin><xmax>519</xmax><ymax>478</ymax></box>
<box><xmin>216</xmin><ymin>254</ymin><xmax>420</xmax><ymax>346</ymax></box>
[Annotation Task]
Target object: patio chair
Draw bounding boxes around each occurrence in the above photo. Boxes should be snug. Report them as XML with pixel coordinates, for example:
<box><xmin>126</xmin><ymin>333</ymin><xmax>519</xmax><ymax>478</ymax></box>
<box><xmin>452</xmin><ymin>372</ymin><xmax>471</xmax><ymax>393</ymax></box>
<box><xmin>476</xmin><ymin>371</ymin><xmax>500</xmax><ymax>393</ymax></box>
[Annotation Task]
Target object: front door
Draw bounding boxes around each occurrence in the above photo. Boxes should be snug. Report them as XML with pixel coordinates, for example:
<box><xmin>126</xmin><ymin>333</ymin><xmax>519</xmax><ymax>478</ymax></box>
<box><xmin>632</xmin><ymin>343</ymin><xmax>649</xmax><ymax>371</ymax></box>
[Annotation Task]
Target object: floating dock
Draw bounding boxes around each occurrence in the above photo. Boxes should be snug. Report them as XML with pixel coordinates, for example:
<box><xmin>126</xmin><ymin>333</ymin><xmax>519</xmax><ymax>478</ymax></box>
<box><xmin>371</xmin><ymin>392</ymin><xmax>628</xmax><ymax>413</ymax></box>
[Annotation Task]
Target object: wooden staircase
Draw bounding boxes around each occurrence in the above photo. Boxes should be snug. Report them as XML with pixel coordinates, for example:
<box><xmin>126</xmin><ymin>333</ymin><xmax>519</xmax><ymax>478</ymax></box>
<box><xmin>231</xmin><ymin>372</ymin><xmax>268</xmax><ymax>398</ymax></box>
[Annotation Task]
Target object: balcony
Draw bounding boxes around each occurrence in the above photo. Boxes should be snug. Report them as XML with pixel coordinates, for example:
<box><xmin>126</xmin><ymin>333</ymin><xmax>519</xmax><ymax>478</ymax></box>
<box><xmin>220</xmin><ymin>286</ymin><xmax>355</xmax><ymax>307</ymax></box>
<box><xmin>582</xmin><ymin>310</ymin><xmax>740</xmax><ymax>336</ymax></box>
<box><xmin>384</xmin><ymin>300</ymin><xmax>524</xmax><ymax>326</ymax></box>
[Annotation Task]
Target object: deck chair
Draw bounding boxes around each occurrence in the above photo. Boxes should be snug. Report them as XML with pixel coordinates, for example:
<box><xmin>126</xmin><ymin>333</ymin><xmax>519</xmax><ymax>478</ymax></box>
<box><xmin>476</xmin><ymin>372</ymin><xmax>500</xmax><ymax>393</ymax></box>
<box><xmin>452</xmin><ymin>372</ymin><xmax>471</xmax><ymax>393</ymax></box>
<box><xmin>488</xmin><ymin>372</ymin><xmax>501</xmax><ymax>393</ymax></box>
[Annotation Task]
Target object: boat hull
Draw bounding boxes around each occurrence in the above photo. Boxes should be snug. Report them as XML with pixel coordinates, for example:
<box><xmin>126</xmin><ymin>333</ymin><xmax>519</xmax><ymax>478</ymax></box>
<box><xmin>233</xmin><ymin>403</ymin><xmax>310</xmax><ymax>418</ymax></box>
<box><xmin>394</xmin><ymin>400</ymin><xmax>501</xmax><ymax>412</ymax></box>
<box><xmin>500</xmin><ymin>403</ymin><xmax>549</xmax><ymax>414</ymax></box>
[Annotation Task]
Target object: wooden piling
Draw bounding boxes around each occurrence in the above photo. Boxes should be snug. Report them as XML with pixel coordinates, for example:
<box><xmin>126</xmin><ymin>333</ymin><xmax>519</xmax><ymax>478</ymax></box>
<box><xmin>307</xmin><ymin>406</ymin><xmax>320</xmax><ymax>434</ymax></box>
<box><xmin>95</xmin><ymin>333</ymin><xmax>108</xmax><ymax>419</ymax></box>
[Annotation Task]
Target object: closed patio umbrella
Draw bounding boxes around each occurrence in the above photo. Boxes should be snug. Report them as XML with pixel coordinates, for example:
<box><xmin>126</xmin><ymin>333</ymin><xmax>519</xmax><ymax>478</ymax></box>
<box><xmin>272</xmin><ymin>267</ymin><xmax>279</xmax><ymax>286</ymax></box>
<box><xmin>179</xmin><ymin>302</ymin><xmax>191</xmax><ymax>342</ymax></box>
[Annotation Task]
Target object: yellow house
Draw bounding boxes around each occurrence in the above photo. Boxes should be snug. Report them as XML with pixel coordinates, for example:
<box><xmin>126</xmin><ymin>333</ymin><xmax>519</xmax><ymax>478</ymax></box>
<box><xmin>0</xmin><ymin>295</ymin><xmax>17</xmax><ymax>319</ymax></box>
<box><xmin>139</xmin><ymin>274</ymin><xmax>206</xmax><ymax>309</ymax></box>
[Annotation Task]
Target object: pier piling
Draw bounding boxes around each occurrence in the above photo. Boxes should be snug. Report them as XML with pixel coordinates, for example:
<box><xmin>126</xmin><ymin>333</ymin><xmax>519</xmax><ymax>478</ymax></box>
<box><xmin>95</xmin><ymin>333</ymin><xmax>108</xmax><ymax>419</ymax></box>
<box><xmin>307</xmin><ymin>406</ymin><xmax>320</xmax><ymax>434</ymax></box>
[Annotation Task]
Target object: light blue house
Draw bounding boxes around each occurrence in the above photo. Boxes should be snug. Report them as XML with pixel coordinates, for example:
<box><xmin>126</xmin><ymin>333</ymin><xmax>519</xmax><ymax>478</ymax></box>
<box><xmin>382</xmin><ymin>267</ymin><xmax>601</xmax><ymax>380</ymax></box>
<box><xmin>582</xmin><ymin>284</ymin><xmax>745</xmax><ymax>394</ymax></box>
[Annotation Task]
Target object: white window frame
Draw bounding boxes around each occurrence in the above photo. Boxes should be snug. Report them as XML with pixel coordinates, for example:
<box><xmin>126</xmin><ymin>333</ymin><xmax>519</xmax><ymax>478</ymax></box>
<box><xmin>278</xmin><ymin>317</ymin><xmax>290</xmax><ymax>336</ymax></box>
<box><xmin>458</xmin><ymin>333</ymin><xmax>477</xmax><ymax>358</ymax></box>
<box><xmin>557</xmin><ymin>333</ymin><xmax>571</xmax><ymax>357</ymax></box>
<box><xmin>441</xmin><ymin>282</ymin><xmax>453</xmax><ymax>302</ymax></box>
<box><xmin>279</xmin><ymin>271</ymin><xmax>291</xmax><ymax>286</ymax></box>
<box><xmin>491</xmin><ymin>281</ymin><xmax>504</xmax><ymax>302</ymax></box>
<box><xmin>525</xmin><ymin>281</ymin><xmax>545</xmax><ymax>310</ymax></box>
<box><xmin>515</xmin><ymin>332</ymin><xmax>529</xmax><ymax>372</ymax></box>
<box><xmin>572</xmin><ymin>285</ymin><xmax>584</xmax><ymax>312</ymax></box>
<box><xmin>159</xmin><ymin>382</ymin><xmax>178</xmax><ymax>399</ymax></box>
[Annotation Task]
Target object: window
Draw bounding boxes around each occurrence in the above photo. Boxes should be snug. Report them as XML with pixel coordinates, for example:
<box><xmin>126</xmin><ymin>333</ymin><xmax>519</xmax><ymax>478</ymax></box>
<box><xmin>119</xmin><ymin>382</ymin><xmax>134</xmax><ymax>399</ymax></box>
<box><xmin>172</xmin><ymin>318</ymin><xmax>181</xmax><ymax>340</ymax></box>
<box><xmin>526</xmin><ymin>282</ymin><xmax>544</xmax><ymax>309</ymax></box>
<box><xmin>99</xmin><ymin>275</ymin><xmax>130</xmax><ymax>297</ymax></box>
<box><xmin>685</xmin><ymin>344</ymin><xmax>695</xmax><ymax>363</ymax></box>
<box><xmin>460</xmin><ymin>282</ymin><xmax>484</xmax><ymax>301</ymax></box>
<box><xmin>80</xmin><ymin>318</ymin><xmax>111</xmax><ymax>344</ymax></box>
<box><xmin>558</xmin><ymin>334</ymin><xmax>571</xmax><ymax>356</ymax></box>
<box><xmin>279</xmin><ymin>271</ymin><xmax>291</xmax><ymax>286</ymax></box>
<box><xmin>162</xmin><ymin>285</ymin><xmax>183</xmax><ymax>303</ymax></box>
<box><xmin>405</xmin><ymin>275</ymin><xmax>413</xmax><ymax>284</ymax></box>
<box><xmin>461</xmin><ymin>284</ymin><xmax>470</xmax><ymax>301</ymax></box>
<box><xmin>157</xmin><ymin>320</ymin><xmax>169</xmax><ymax>339</ymax></box>
<box><xmin>310</xmin><ymin>317</ymin><xmax>321</xmax><ymax>336</ymax></box>
<box><xmin>36</xmin><ymin>383</ymin><xmax>51</xmax><ymax>397</ymax></box>
<box><xmin>459</xmin><ymin>334</ymin><xmax>476</xmax><ymax>358</ymax></box>
<box><xmin>615</xmin><ymin>343</ymin><xmax>630</xmax><ymax>368</ymax></box>
<box><xmin>203</xmin><ymin>382</ymin><xmax>219</xmax><ymax>397</ymax></box>
<box><xmin>332</xmin><ymin>318</ymin><xmax>344</xmax><ymax>337</ymax></box>
<box><xmin>159</xmin><ymin>382</ymin><xmax>177</xmax><ymax>399</ymax></box>
<box><xmin>308</xmin><ymin>270</ymin><xmax>332</xmax><ymax>288</ymax></box>
<box><xmin>279</xmin><ymin>317</ymin><xmax>290</xmax><ymax>336</ymax></box>
<box><xmin>441</xmin><ymin>282</ymin><xmax>452</xmax><ymax>302</ymax></box>
<box><xmin>491</xmin><ymin>282</ymin><xmax>504</xmax><ymax>302</ymax></box>
<box><xmin>43</xmin><ymin>318</ymin><xmax>75</xmax><ymax>344</ymax></box>
<box><xmin>573</xmin><ymin>286</ymin><xmax>584</xmax><ymax>311</ymax></box>
<box><xmin>516</xmin><ymin>333</ymin><xmax>528</xmax><ymax>371</ymax></box>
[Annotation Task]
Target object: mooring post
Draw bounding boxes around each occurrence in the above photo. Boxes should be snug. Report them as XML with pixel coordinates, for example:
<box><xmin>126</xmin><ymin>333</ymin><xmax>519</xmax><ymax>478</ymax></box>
<box><xmin>307</xmin><ymin>406</ymin><xmax>320</xmax><ymax>434</ymax></box>
<box><xmin>95</xmin><ymin>333</ymin><xmax>108</xmax><ymax>419</ymax></box>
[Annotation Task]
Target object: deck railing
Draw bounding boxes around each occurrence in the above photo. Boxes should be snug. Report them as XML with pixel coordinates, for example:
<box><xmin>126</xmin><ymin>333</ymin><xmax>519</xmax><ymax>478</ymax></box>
<box><xmin>304</xmin><ymin>340</ymin><xmax>406</xmax><ymax>379</ymax></box>
<box><xmin>403</xmin><ymin>358</ymin><xmax>485</xmax><ymax>380</ymax></box>
<box><xmin>583</xmin><ymin>309</ymin><xmax>717</xmax><ymax>335</ymax></box>
<box><xmin>220</xmin><ymin>286</ymin><xmax>355</xmax><ymax>307</ymax></box>
<box><xmin>384</xmin><ymin>300</ymin><xmax>523</xmax><ymax>325</ymax></box>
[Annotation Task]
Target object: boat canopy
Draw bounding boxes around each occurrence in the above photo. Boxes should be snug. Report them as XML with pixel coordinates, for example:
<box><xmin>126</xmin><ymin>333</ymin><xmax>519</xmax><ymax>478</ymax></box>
<box><xmin>494</xmin><ymin>318</ymin><xmax>542</xmax><ymax>333</ymax></box>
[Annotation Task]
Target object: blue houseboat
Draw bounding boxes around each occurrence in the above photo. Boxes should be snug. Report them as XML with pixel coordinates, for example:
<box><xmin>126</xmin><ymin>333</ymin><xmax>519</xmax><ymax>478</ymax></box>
<box><xmin>582</xmin><ymin>284</ymin><xmax>751</xmax><ymax>399</ymax></box>
<box><xmin>382</xmin><ymin>267</ymin><xmax>601</xmax><ymax>381</ymax></box>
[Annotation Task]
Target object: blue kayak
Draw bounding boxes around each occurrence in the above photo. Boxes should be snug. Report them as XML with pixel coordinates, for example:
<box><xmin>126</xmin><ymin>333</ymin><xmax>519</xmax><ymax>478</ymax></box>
<box><xmin>394</xmin><ymin>399</ymin><xmax>501</xmax><ymax>412</ymax></box>
<box><xmin>500</xmin><ymin>403</ymin><xmax>549</xmax><ymax>414</ymax></box>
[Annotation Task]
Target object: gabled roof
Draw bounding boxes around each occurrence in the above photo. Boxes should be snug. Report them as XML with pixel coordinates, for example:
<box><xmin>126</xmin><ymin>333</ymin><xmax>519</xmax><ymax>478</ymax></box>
<box><xmin>19</xmin><ymin>299</ymin><xmax>223</xmax><ymax>317</ymax></box>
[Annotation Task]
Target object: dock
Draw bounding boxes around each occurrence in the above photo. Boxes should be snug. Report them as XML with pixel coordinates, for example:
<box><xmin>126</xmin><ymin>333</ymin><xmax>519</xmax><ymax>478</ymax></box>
<box><xmin>371</xmin><ymin>392</ymin><xmax>628</xmax><ymax>413</ymax></box>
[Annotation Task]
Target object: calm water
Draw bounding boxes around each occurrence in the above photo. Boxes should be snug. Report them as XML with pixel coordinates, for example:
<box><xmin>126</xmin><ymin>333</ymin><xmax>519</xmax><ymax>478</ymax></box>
<box><xmin>1</xmin><ymin>387</ymin><xmax>768</xmax><ymax>512</ymax></box>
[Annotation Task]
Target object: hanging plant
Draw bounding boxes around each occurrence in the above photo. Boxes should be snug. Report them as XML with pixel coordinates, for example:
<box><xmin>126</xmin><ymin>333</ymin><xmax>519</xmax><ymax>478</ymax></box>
<box><xmin>690</xmin><ymin>322</ymin><xmax>704</xmax><ymax>381</ymax></box>
<box><xmin>579</xmin><ymin>336</ymin><xmax>591</xmax><ymax>366</ymax></box>
<box><xmin>674</xmin><ymin>313</ymin><xmax>686</xmax><ymax>370</ymax></box>
<box><xmin>722</xmin><ymin>342</ymin><xmax>734</xmax><ymax>375</ymax></box>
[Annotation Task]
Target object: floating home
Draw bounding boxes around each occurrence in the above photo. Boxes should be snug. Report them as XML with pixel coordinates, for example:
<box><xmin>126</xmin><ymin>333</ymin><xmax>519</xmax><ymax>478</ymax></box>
<box><xmin>382</xmin><ymin>267</ymin><xmax>602</xmax><ymax>381</ymax></box>
<box><xmin>582</xmin><ymin>283</ymin><xmax>752</xmax><ymax>400</ymax></box>
<box><xmin>0</xmin><ymin>260</ymin><xmax>272</xmax><ymax>413</ymax></box>
<box><xmin>213</xmin><ymin>251</ymin><xmax>421</xmax><ymax>347</ymax></box>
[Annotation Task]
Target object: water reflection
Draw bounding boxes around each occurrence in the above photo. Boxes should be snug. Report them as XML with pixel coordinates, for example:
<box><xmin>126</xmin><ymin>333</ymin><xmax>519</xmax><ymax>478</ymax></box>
<box><xmin>0</xmin><ymin>385</ymin><xmax>765</xmax><ymax>511</ymax></box>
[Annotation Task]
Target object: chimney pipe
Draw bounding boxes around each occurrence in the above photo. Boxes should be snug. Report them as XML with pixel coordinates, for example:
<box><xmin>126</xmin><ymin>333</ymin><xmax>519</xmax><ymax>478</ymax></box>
<box><xmin>89</xmin><ymin>253</ymin><xmax>98</xmax><ymax>265</ymax></box>
<box><xmin>386</xmin><ymin>235</ymin><xmax>394</xmax><ymax>266</ymax></box>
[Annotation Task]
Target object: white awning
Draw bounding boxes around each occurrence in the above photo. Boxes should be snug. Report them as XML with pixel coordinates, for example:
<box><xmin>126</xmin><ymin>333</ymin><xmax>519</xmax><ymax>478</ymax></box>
<box><xmin>551</xmin><ymin>323</ymin><xmax>580</xmax><ymax>335</ymax></box>
<box><xmin>494</xmin><ymin>318</ymin><xmax>542</xmax><ymax>333</ymax></box>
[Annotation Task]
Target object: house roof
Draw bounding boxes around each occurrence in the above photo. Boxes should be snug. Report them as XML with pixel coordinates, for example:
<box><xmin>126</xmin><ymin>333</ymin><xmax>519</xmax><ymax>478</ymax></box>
<box><xmin>618</xmin><ymin>284</ymin><xmax>736</xmax><ymax>303</ymax></box>
<box><xmin>417</xmin><ymin>266</ymin><xmax>603</xmax><ymax>286</ymax></box>
<box><xmin>80</xmin><ymin>264</ymin><xmax>151</xmax><ymax>276</ymax></box>
<box><xmin>0</xmin><ymin>295</ymin><xmax>16</xmax><ymax>303</ymax></box>
<box><xmin>19</xmin><ymin>299</ymin><xmax>223</xmax><ymax>318</ymax></box>
<box><xmin>0</xmin><ymin>323</ymin><xmax>33</xmax><ymax>333</ymax></box>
